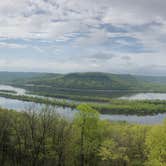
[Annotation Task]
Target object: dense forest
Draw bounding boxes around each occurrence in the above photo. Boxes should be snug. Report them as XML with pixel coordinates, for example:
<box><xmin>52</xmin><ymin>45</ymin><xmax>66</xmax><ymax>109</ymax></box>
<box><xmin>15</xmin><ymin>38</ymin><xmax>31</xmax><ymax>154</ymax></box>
<box><xmin>19</xmin><ymin>72</ymin><xmax>142</xmax><ymax>90</ymax></box>
<box><xmin>0</xmin><ymin>72</ymin><xmax>143</xmax><ymax>92</ymax></box>
<box><xmin>2</xmin><ymin>72</ymin><xmax>166</xmax><ymax>99</ymax></box>
<box><xmin>0</xmin><ymin>104</ymin><xmax>165</xmax><ymax>166</ymax></box>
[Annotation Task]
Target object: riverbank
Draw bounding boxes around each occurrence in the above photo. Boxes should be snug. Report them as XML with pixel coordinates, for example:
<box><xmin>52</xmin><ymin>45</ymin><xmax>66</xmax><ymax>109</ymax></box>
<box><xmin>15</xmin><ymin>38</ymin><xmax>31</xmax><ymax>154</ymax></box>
<box><xmin>1</xmin><ymin>92</ymin><xmax>166</xmax><ymax>115</ymax></box>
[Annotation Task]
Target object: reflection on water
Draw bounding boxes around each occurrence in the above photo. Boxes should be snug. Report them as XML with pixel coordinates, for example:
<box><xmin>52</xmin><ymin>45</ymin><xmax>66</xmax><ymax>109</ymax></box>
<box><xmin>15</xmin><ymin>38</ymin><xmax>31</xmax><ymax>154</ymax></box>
<box><xmin>0</xmin><ymin>97</ymin><xmax>77</xmax><ymax>119</ymax></box>
<box><xmin>0</xmin><ymin>85</ymin><xmax>26</xmax><ymax>95</ymax></box>
<box><xmin>101</xmin><ymin>113</ymin><xmax>166</xmax><ymax>124</ymax></box>
<box><xmin>0</xmin><ymin>97</ymin><xmax>34</xmax><ymax>110</ymax></box>
<box><xmin>0</xmin><ymin>96</ymin><xmax>166</xmax><ymax>124</ymax></box>
<box><xmin>0</xmin><ymin>84</ymin><xmax>166</xmax><ymax>124</ymax></box>
<box><xmin>0</xmin><ymin>84</ymin><xmax>76</xmax><ymax>103</ymax></box>
<box><xmin>120</xmin><ymin>93</ymin><xmax>166</xmax><ymax>100</ymax></box>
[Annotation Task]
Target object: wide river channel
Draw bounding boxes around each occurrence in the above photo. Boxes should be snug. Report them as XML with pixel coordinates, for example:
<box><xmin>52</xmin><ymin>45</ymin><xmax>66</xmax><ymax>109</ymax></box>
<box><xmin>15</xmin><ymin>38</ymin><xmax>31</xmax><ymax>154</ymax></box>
<box><xmin>0</xmin><ymin>85</ymin><xmax>166</xmax><ymax>124</ymax></box>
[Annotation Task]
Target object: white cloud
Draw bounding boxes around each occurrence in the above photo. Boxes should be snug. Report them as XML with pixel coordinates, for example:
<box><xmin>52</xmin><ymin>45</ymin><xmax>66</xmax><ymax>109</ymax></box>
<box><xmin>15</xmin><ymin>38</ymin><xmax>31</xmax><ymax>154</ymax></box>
<box><xmin>0</xmin><ymin>0</ymin><xmax>166</xmax><ymax>74</ymax></box>
<box><xmin>0</xmin><ymin>0</ymin><xmax>165</xmax><ymax>42</ymax></box>
<box><xmin>0</xmin><ymin>42</ymin><xmax>27</xmax><ymax>48</ymax></box>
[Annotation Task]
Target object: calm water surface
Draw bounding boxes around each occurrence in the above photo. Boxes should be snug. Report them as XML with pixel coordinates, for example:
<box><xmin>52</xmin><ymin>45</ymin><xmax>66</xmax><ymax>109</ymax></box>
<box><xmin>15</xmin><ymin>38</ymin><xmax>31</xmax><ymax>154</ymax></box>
<box><xmin>119</xmin><ymin>93</ymin><xmax>166</xmax><ymax>100</ymax></box>
<box><xmin>0</xmin><ymin>96</ymin><xmax>166</xmax><ymax>124</ymax></box>
<box><xmin>0</xmin><ymin>85</ymin><xmax>76</xmax><ymax>102</ymax></box>
<box><xmin>0</xmin><ymin>85</ymin><xmax>166</xmax><ymax>124</ymax></box>
<box><xmin>0</xmin><ymin>85</ymin><xmax>26</xmax><ymax>95</ymax></box>
<box><xmin>0</xmin><ymin>97</ymin><xmax>76</xmax><ymax>119</ymax></box>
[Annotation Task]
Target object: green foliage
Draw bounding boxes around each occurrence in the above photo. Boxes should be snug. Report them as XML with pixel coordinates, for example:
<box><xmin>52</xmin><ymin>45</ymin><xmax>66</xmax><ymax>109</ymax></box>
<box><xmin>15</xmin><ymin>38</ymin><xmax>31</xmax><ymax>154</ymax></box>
<box><xmin>0</xmin><ymin>105</ymin><xmax>165</xmax><ymax>166</ymax></box>
<box><xmin>73</xmin><ymin>104</ymin><xmax>102</xmax><ymax>166</ymax></box>
<box><xmin>17</xmin><ymin>72</ymin><xmax>142</xmax><ymax>90</ymax></box>
<box><xmin>0</xmin><ymin>71</ymin><xmax>43</xmax><ymax>84</ymax></box>
<box><xmin>2</xmin><ymin>92</ymin><xmax>166</xmax><ymax>115</ymax></box>
<box><xmin>99</xmin><ymin>139</ymin><xmax>129</xmax><ymax>162</ymax></box>
<box><xmin>3</xmin><ymin>71</ymin><xmax>166</xmax><ymax>101</ymax></box>
<box><xmin>145</xmin><ymin>120</ymin><xmax>166</xmax><ymax>166</ymax></box>
<box><xmin>3</xmin><ymin>72</ymin><xmax>144</xmax><ymax>94</ymax></box>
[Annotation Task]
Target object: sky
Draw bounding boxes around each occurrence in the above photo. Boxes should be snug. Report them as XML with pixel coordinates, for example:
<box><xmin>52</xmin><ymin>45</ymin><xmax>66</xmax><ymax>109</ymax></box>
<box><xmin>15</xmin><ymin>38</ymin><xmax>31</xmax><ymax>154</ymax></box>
<box><xmin>0</xmin><ymin>0</ymin><xmax>166</xmax><ymax>75</ymax></box>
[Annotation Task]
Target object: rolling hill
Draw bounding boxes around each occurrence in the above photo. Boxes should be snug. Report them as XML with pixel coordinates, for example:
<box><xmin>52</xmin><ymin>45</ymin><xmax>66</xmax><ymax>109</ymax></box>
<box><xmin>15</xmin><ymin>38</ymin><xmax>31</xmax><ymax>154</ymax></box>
<box><xmin>1</xmin><ymin>72</ymin><xmax>166</xmax><ymax>93</ymax></box>
<box><xmin>14</xmin><ymin>72</ymin><xmax>143</xmax><ymax>90</ymax></box>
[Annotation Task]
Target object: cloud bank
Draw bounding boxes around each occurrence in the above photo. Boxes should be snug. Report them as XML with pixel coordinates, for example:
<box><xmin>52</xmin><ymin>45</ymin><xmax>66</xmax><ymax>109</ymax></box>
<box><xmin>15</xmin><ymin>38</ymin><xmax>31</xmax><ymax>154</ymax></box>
<box><xmin>0</xmin><ymin>0</ymin><xmax>166</xmax><ymax>75</ymax></box>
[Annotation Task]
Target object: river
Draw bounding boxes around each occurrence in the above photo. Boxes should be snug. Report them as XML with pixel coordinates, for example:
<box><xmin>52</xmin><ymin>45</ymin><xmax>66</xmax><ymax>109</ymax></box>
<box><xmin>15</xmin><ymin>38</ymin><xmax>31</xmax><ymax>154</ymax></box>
<box><xmin>0</xmin><ymin>85</ymin><xmax>166</xmax><ymax>124</ymax></box>
<box><xmin>119</xmin><ymin>92</ymin><xmax>166</xmax><ymax>100</ymax></box>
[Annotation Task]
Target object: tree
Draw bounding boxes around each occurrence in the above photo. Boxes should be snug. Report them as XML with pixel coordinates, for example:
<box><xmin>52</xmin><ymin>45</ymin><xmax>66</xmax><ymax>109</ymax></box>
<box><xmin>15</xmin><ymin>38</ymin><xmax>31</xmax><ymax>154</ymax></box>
<box><xmin>73</xmin><ymin>104</ymin><xmax>102</xmax><ymax>166</ymax></box>
<box><xmin>0</xmin><ymin>110</ymin><xmax>13</xmax><ymax>166</ymax></box>
<box><xmin>99</xmin><ymin>139</ymin><xmax>129</xmax><ymax>166</ymax></box>
<box><xmin>145</xmin><ymin>120</ymin><xmax>166</xmax><ymax>166</ymax></box>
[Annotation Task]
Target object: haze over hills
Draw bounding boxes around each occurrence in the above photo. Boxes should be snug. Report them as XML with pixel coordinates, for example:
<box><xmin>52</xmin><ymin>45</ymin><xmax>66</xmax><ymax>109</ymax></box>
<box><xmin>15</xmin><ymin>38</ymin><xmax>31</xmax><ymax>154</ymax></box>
<box><xmin>0</xmin><ymin>71</ymin><xmax>166</xmax><ymax>92</ymax></box>
<box><xmin>21</xmin><ymin>72</ymin><xmax>142</xmax><ymax>90</ymax></box>
<box><xmin>135</xmin><ymin>75</ymin><xmax>166</xmax><ymax>84</ymax></box>
<box><xmin>0</xmin><ymin>71</ymin><xmax>44</xmax><ymax>83</ymax></box>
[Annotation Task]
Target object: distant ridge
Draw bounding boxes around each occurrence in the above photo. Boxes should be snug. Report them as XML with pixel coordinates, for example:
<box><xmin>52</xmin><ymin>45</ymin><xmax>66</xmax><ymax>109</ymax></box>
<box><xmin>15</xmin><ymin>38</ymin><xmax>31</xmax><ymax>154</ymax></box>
<box><xmin>1</xmin><ymin>71</ymin><xmax>166</xmax><ymax>91</ymax></box>
<box><xmin>8</xmin><ymin>72</ymin><xmax>142</xmax><ymax>90</ymax></box>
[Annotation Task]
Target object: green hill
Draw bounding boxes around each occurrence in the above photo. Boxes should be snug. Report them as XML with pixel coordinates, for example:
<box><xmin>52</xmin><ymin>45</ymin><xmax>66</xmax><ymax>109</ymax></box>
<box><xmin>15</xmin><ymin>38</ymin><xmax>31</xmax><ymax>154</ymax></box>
<box><xmin>0</xmin><ymin>71</ymin><xmax>43</xmax><ymax>83</ymax></box>
<box><xmin>19</xmin><ymin>72</ymin><xmax>143</xmax><ymax>90</ymax></box>
<box><xmin>1</xmin><ymin>71</ymin><xmax>166</xmax><ymax>93</ymax></box>
<box><xmin>135</xmin><ymin>75</ymin><xmax>166</xmax><ymax>84</ymax></box>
